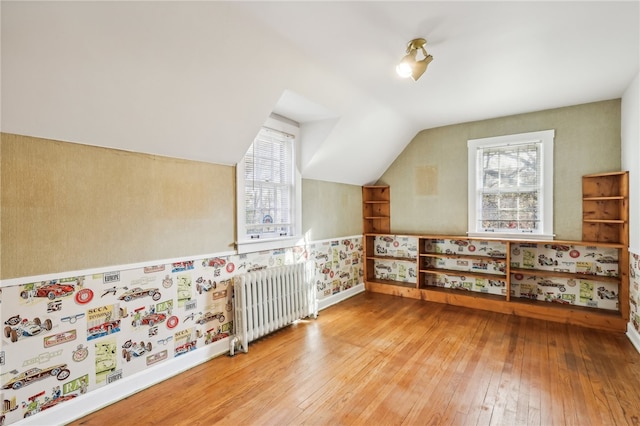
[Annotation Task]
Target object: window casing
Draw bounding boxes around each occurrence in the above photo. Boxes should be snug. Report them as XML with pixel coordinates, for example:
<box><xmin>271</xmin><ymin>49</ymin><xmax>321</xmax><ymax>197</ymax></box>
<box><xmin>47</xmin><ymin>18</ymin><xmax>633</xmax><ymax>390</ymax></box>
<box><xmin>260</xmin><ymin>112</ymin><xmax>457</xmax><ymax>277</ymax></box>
<box><xmin>467</xmin><ymin>130</ymin><xmax>554</xmax><ymax>240</ymax></box>
<box><xmin>236</xmin><ymin>115</ymin><xmax>301</xmax><ymax>253</ymax></box>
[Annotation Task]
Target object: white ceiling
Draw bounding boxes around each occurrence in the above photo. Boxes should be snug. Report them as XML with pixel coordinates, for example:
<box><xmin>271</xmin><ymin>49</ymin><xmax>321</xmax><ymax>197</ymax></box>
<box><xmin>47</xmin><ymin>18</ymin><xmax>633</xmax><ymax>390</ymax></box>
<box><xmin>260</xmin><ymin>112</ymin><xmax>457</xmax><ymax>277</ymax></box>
<box><xmin>2</xmin><ymin>1</ymin><xmax>639</xmax><ymax>186</ymax></box>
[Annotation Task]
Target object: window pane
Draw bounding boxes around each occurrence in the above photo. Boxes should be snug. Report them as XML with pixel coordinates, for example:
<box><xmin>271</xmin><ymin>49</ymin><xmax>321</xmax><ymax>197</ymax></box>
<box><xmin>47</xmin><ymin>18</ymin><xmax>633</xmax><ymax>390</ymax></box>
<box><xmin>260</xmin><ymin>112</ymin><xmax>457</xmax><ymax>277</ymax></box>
<box><xmin>477</xmin><ymin>142</ymin><xmax>542</xmax><ymax>233</ymax></box>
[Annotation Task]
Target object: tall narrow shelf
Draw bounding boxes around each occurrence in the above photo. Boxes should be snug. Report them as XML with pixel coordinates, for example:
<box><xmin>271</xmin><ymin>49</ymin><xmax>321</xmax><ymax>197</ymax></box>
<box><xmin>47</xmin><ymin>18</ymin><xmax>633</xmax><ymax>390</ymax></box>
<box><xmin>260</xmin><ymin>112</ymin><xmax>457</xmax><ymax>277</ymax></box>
<box><xmin>582</xmin><ymin>171</ymin><xmax>629</xmax><ymax>321</ymax></box>
<box><xmin>362</xmin><ymin>185</ymin><xmax>390</xmax><ymax>233</ymax></box>
<box><xmin>582</xmin><ymin>171</ymin><xmax>629</xmax><ymax>244</ymax></box>
<box><xmin>362</xmin><ymin>186</ymin><xmax>391</xmax><ymax>285</ymax></box>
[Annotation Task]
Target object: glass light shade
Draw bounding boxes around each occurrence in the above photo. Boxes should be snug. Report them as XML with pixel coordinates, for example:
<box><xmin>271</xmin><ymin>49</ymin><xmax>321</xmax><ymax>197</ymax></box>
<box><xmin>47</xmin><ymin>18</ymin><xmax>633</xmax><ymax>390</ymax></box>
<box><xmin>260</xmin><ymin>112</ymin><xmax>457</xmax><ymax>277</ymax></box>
<box><xmin>396</xmin><ymin>62</ymin><xmax>413</xmax><ymax>78</ymax></box>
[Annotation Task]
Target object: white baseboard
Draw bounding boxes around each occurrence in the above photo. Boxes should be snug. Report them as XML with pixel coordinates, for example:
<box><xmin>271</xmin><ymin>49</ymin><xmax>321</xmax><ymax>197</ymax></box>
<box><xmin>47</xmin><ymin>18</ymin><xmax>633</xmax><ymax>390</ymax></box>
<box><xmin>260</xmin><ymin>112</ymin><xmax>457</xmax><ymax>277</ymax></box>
<box><xmin>627</xmin><ymin>322</ymin><xmax>640</xmax><ymax>354</ymax></box>
<box><xmin>318</xmin><ymin>283</ymin><xmax>365</xmax><ymax>311</ymax></box>
<box><xmin>14</xmin><ymin>338</ymin><xmax>230</xmax><ymax>426</ymax></box>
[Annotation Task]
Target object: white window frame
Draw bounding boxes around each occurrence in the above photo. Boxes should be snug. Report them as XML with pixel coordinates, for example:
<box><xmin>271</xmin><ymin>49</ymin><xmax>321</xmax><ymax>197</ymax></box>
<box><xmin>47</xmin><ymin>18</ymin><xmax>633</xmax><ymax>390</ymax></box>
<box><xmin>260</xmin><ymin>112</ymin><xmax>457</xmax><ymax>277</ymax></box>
<box><xmin>467</xmin><ymin>129</ymin><xmax>555</xmax><ymax>240</ymax></box>
<box><xmin>236</xmin><ymin>114</ymin><xmax>302</xmax><ymax>254</ymax></box>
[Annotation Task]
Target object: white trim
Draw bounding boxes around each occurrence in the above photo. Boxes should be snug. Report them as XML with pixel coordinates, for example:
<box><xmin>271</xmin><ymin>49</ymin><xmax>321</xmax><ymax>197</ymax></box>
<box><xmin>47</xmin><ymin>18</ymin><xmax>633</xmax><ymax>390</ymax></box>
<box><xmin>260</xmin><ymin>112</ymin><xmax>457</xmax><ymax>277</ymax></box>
<box><xmin>318</xmin><ymin>283</ymin><xmax>365</xmax><ymax>311</ymax></box>
<box><xmin>467</xmin><ymin>232</ymin><xmax>555</xmax><ymax>241</ymax></box>
<box><xmin>467</xmin><ymin>129</ymin><xmax>555</xmax><ymax>239</ymax></box>
<box><xmin>236</xmin><ymin>235</ymin><xmax>304</xmax><ymax>254</ymax></box>
<box><xmin>13</xmin><ymin>338</ymin><xmax>230</xmax><ymax>426</ymax></box>
<box><xmin>306</xmin><ymin>234</ymin><xmax>363</xmax><ymax>245</ymax></box>
<box><xmin>0</xmin><ymin>250</ymin><xmax>236</xmax><ymax>288</ymax></box>
<box><xmin>627</xmin><ymin>323</ymin><xmax>640</xmax><ymax>355</ymax></box>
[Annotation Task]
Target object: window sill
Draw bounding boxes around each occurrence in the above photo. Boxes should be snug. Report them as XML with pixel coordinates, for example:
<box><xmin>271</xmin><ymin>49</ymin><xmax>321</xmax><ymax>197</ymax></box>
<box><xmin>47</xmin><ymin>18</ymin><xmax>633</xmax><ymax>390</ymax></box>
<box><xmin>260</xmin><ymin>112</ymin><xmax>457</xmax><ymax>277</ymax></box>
<box><xmin>467</xmin><ymin>232</ymin><xmax>555</xmax><ymax>241</ymax></box>
<box><xmin>236</xmin><ymin>235</ymin><xmax>303</xmax><ymax>254</ymax></box>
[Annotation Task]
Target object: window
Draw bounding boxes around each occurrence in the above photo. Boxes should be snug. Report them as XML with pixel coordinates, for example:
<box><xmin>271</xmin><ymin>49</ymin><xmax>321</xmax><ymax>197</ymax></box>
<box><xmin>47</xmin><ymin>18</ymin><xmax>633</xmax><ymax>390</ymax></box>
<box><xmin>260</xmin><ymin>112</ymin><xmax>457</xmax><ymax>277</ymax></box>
<box><xmin>467</xmin><ymin>130</ymin><xmax>554</xmax><ymax>240</ymax></box>
<box><xmin>236</xmin><ymin>114</ymin><xmax>301</xmax><ymax>253</ymax></box>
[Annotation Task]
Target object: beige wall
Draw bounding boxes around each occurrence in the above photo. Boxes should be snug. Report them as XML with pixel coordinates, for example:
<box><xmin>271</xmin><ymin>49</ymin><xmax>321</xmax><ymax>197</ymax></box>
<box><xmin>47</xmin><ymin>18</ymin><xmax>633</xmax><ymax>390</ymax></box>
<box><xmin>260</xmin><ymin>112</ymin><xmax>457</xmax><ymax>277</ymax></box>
<box><xmin>301</xmin><ymin>179</ymin><xmax>362</xmax><ymax>241</ymax></box>
<box><xmin>379</xmin><ymin>100</ymin><xmax>622</xmax><ymax>240</ymax></box>
<box><xmin>1</xmin><ymin>134</ymin><xmax>236</xmax><ymax>279</ymax></box>
<box><xmin>0</xmin><ymin>134</ymin><xmax>363</xmax><ymax>280</ymax></box>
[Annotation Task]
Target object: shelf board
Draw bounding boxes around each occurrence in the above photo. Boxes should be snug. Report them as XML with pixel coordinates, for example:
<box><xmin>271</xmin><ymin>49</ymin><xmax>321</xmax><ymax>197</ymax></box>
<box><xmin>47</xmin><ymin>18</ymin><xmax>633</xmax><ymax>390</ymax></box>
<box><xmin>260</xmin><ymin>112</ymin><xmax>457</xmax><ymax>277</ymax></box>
<box><xmin>583</xmin><ymin>219</ymin><xmax>626</xmax><ymax>224</ymax></box>
<box><xmin>367</xmin><ymin>255</ymin><xmax>417</xmax><ymax>263</ymax></box>
<box><xmin>365</xmin><ymin>278</ymin><xmax>417</xmax><ymax>289</ymax></box>
<box><xmin>364</xmin><ymin>216</ymin><xmax>390</xmax><ymax>220</ymax></box>
<box><xmin>420</xmin><ymin>253</ymin><xmax>507</xmax><ymax>262</ymax></box>
<box><xmin>575</xmin><ymin>240</ymin><xmax>626</xmax><ymax>249</ymax></box>
<box><xmin>510</xmin><ymin>267</ymin><xmax>620</xmax><ymax>283</ymax></box>
<box><xmin>583</xmin><ymin>196</ymin><xmax>625</xmax><ymax>201</ymax></box>
<box><xmin>421</xmin><ymin>236</ymin><xmax>510</xmax><ymax>243</ymax></box>
<box><xmin>363</xmin><ymin>200</ymin><xmax>389</xmax><ymax>204</ymax></box>
<box><xmin>583</xmin><ymin>171</ymin><xmax>628</xmax><ymax>178</ymax></box>
<box><xmin>364</xmin><ymin>233</ymin><xmax>417</xmax><ymax>239</ymax></box>
<box><xmin>420</xmin><ymin>268</ymin><xmax>506</xmax><ymax>281</ymax></box>
<box><xmin>419</xmin><ymin>285</ymin><xmax>506</xmax><ymax>302</ymax></box>
<box><xmin>508</xmin><ymin>296</ymin><xmax>620</xmax><ymax>316</ymax></box>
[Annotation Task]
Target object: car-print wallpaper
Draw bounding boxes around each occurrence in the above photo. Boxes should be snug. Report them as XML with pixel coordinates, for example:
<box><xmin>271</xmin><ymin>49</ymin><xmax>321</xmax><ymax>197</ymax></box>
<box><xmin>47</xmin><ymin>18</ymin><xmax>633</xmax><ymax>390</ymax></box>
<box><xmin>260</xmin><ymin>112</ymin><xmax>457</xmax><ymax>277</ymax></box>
<box><xmin>0</xmin><ymin>237</ymin><xmax>363</xmax><ymax>425</ymax></box>
<box><xmin>630</xmin><ymin>250</ymin><xmax>640</xmax><ymax>334</ymax></box>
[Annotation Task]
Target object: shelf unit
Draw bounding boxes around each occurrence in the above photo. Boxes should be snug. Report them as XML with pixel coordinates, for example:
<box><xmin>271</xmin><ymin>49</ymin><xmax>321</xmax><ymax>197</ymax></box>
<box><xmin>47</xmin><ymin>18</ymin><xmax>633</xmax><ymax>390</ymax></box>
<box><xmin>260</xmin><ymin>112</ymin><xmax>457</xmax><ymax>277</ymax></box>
<box><xmin>362</xmin><ymin>185</ymin><xmax>390</xmax><ymax>234</ymax></box>
<box><xmin>364</xmin><ymin>234</ymin><xmax>418</xmax><ymax>288</ymax></box>
<box><xmin>363</xmin><ymin>233</ymin><xmax>629</xmax><ymax>332</ymax></box>
<box><xmin>361</xmin><ymin>174</ymin><xmax>630</xmax><ymax>332</ymax></box>
<box><xmin>419</xmin><ymin>237</ymin><xmax>509</xmax><ymax>297</ymax></box>
<box><xmin>582</xmin><ymin>171</ymin><xmax>629</xmax><ymax>244</ymax></box>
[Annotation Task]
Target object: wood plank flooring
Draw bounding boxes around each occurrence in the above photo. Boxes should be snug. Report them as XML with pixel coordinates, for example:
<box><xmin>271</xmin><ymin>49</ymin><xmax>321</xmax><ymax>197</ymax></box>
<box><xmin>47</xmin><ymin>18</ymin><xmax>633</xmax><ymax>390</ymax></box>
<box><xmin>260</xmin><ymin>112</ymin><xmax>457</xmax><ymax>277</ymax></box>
<box><xmin>69</xmin><ymin>292</ymin><xmax>640</xmax><ymax>425</ymax></box>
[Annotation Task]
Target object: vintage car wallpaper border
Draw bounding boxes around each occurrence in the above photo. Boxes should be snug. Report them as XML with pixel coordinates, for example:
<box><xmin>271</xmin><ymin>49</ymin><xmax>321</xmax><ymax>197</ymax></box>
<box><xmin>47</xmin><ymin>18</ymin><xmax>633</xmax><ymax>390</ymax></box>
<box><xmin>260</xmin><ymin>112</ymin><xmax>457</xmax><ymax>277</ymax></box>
<box><xmin>629</xmin><ymin>250</ymin><xmax>640</xmax><ymax>336</ymax></box>
<box><xmin>0</xmin><ymin>237</ymin><xmax>363</xmax><ymax>425</ymax></box>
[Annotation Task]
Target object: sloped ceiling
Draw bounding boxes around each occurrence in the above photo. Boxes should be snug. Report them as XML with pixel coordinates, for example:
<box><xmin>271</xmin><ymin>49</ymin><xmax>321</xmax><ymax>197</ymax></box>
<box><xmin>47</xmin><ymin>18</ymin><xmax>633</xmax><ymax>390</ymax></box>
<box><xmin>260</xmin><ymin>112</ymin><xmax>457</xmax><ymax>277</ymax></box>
<box><xmin>2</xmin><ymin>1</ymin><xmax>639</xmax><ymax>186</ymax></box>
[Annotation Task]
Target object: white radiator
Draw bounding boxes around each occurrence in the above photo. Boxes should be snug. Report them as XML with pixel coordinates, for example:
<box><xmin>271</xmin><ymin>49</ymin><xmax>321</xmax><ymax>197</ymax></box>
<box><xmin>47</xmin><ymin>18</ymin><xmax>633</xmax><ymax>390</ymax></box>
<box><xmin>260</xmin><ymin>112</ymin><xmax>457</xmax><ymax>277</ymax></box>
<box><xmin>229</xmin><ymin>262</ymin><xmax>317</xmax><ymax>356</ymax></box>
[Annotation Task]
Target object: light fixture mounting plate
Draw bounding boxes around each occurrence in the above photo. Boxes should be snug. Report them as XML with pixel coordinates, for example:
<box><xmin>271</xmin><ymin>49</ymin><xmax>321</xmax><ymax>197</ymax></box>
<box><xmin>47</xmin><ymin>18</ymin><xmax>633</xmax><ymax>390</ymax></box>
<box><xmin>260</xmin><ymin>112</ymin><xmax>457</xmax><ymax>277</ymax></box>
<box><xmin>406</xmin><ymin>38</ymin><xmax>427</xmax><ymax>52</ymax></box>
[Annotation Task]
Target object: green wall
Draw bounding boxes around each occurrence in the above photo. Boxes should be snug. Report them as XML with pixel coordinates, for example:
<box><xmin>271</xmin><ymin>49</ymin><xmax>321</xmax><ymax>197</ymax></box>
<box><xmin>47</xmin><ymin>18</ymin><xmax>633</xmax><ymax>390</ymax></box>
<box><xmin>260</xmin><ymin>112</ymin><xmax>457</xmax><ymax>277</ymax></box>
<box><xmin>379</xmin><ymin>100</ymin><xmax>621</xmax><ymax>240</ymax></box>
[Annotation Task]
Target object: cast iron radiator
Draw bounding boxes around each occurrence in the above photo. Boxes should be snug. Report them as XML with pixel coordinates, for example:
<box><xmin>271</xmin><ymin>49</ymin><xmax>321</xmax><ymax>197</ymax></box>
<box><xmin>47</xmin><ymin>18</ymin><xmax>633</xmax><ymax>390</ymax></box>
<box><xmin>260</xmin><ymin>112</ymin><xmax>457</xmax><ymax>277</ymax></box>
<box><xmin>229</xmin><ymin>262</ymin><xmax>317</xmax><ymax>356</ymax></box>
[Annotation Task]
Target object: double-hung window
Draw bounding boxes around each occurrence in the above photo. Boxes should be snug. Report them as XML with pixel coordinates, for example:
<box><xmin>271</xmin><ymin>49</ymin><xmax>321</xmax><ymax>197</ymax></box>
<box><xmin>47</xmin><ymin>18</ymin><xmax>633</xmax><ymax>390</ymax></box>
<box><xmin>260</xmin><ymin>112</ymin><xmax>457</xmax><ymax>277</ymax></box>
<box><xmin>467</xmin><ymin>130</ymin><xmax>554</xmax><ymax>240</ymax></box>
<box><xmin>236</xmin><ymin>114</ymin><xmax>301</xmax><ymax>253</ymax></box>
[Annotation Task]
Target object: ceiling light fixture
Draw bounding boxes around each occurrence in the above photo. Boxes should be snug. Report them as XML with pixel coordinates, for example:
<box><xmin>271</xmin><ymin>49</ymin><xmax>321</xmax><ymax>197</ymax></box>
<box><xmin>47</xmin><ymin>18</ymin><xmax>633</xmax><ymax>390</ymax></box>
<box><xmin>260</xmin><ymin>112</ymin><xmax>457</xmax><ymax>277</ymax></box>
<box><xmin>396</xmin><ymin>38</ymin><xmax>433</xmax><ymax>81</ymax></box>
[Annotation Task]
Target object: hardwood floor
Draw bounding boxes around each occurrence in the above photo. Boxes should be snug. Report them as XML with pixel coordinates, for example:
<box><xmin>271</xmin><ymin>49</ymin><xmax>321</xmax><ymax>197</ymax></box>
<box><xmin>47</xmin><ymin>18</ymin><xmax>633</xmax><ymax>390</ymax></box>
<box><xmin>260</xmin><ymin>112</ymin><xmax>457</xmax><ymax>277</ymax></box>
<box><xmin>69</xmin><ymin>292</ymin><xmax>640</xmax><ymax>425</ymax></box>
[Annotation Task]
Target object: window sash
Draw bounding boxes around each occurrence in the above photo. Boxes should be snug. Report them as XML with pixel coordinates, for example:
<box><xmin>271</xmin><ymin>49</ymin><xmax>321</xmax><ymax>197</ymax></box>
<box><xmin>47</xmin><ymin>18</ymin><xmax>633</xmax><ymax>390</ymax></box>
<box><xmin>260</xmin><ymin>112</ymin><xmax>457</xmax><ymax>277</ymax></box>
<box><xmin>476</xmin><ymin>142</ymin><xmax>542</xmax><ymax>234</ymax></box>
<box><xmin>242</xmin><ymin>126</ymin><xmax>294</xmax><ymax>240</ymax></box>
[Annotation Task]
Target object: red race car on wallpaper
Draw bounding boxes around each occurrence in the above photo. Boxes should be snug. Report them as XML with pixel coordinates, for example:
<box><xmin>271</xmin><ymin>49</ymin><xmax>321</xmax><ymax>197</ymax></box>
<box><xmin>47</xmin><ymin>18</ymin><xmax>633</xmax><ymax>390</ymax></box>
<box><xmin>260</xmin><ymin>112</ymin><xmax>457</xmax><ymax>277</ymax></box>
<box><xmin>175</xmin><ymin>340</ymin><xmax>197</xmax><ymax>356</ymax></box>
<box><xmin>20</xmin><ymin>282</ymin><xmax>75</xmax><ymax>300</ymax></box>
<box><xmin>203</xmin><ymin>257</ymin><xmax>226</xmax><ymax>268</ymax></box>
<box><xmin>138</xmin><ymin>312</ymin><xmax>167</xmax><ymax>327</ymax></box>
<box><xmin>118</xmin><ymin>287</ymin><xmax>161</xmax><ymax>302</ymax></box>
<box><xmin>87</xmin><ymin>319</ymin><xmax>121</xmax><ymax>338</ymax></box>
<box><xmin>2</xmin><ymin>364</ymin><xmax>70</xmax><ymax>390</ymax></box>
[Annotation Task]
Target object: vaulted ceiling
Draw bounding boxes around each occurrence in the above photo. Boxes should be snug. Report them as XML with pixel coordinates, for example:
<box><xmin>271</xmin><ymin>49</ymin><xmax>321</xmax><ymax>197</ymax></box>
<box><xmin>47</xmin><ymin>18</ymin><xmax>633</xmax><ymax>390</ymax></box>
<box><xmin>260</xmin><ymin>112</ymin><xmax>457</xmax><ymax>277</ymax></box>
<box><xmin>2</xmin><ymin>1</ymin><xmax>638</xmax><ymax>185</ymax></box>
